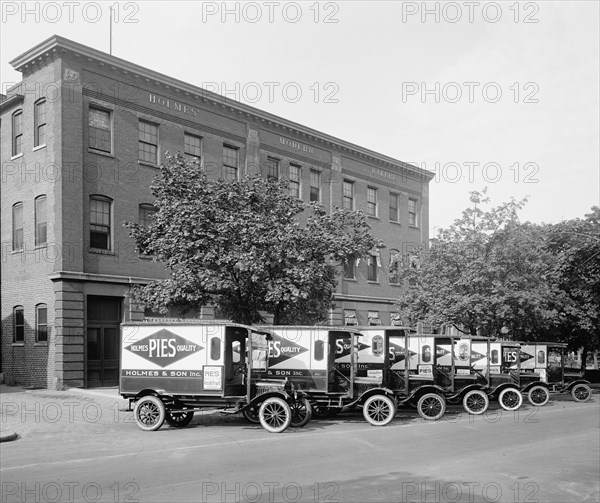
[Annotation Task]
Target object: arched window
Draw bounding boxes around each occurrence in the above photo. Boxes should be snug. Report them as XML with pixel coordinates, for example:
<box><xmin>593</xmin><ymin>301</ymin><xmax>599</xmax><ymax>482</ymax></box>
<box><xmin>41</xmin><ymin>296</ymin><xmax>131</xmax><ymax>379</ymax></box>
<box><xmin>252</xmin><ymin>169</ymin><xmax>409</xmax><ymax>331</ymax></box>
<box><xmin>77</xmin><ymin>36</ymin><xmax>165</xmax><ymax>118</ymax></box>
<box><xmin>35</xmin><ymin>195</ymin><xmax>47</xmax><ymax>246</ymax></box>
<box><xmin>12</xmin><ymin>110</ymin><xmax>23</xmax><ymax>156</ymax></box>
<box><xmin>13</xmin><ymin>306</ymin><xmax>24</xmax><ymax>343</ymax></box>
<box><xmin>12</xmin><ymin>202</ymin><xmax>24</xmax><ymax>251</ymax></box>
<box><xmin>36</xmin><ymin>304</ymin><xmax>48</xmax><ymax>343</ymax></box>
<box><xmin>90</xmin><ymin>195</ymin><xmax>112</xmax><ymax>250</ymax></box>
<box><xmin>34</xmin><ymin>99</ymin><xmax>46</xmax><ymax>147</ymax></box>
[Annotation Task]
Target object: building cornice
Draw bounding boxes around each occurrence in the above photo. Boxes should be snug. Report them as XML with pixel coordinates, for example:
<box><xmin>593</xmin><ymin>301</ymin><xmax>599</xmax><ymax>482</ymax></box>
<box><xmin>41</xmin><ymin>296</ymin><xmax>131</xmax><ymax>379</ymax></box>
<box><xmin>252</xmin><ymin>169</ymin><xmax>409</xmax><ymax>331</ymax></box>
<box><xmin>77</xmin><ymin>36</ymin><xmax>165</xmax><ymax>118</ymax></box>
<box><xmin>333</xmin><ymin>293</ymin><xmax>398</xmax><ymax>305</ymax></box>
<box><xmin>10</xmin><ymin>35</ymin><xmax>434</xmax><ymax>181</ymax></box>
<box><xmin>0</xmin><ymin>94</ymin><xmax>24</xmax><ymax>114</ymax></box>
<box><xmin>48</xmin><ymin>271</ymin><xmax>155</xmax><ymax>285</ymax></box>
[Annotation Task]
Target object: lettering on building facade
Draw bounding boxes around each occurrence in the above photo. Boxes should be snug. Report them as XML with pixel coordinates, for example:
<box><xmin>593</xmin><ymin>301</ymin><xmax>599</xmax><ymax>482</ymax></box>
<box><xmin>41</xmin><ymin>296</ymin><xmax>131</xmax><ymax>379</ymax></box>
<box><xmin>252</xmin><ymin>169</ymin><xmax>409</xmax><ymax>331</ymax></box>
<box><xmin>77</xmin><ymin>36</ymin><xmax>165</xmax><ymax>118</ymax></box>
<box><xmin>371</xmin><ymin>167</ymin><xmax>396</xmax><ymax>181</ymax></box>
<box><xmin>279</xmin><ymin>136</ymin><xmax>315</xmax><ymax>154</ymax></box>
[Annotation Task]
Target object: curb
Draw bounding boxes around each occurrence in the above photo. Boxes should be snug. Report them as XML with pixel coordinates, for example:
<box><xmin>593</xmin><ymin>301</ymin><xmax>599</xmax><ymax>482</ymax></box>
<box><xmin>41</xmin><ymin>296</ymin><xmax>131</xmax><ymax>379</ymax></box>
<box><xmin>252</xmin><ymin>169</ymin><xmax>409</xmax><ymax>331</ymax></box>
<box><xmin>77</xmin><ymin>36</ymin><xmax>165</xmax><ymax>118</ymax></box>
<box><xmin>0</xmin><ymin>432</ymin><xmax>18</xmax><ymax>443</ymax></box>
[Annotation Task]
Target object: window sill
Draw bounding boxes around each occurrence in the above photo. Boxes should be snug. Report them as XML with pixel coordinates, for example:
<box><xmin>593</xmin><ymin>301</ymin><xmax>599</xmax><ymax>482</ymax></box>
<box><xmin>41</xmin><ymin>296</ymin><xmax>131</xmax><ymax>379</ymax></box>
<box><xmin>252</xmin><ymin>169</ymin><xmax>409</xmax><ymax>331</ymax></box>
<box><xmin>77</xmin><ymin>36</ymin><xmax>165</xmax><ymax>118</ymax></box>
<box><xmin>11</xmin><ymin>250</ymin><xmax>24</xmax><ymax>254</ymax></box>
<box><xmin>408</xmin><ymin>225</ymin><xmax>420</xmax><ymax>230</ymax></box>
<box><xmin>89</xmin><ymin>248</ymin><xmax>115</xmax><ymax>256</ymax></box>
<box><xmin>138</xmin><ymin>254</ymin><xmax>156</xmax><ymax>260</ymax></box>
<box><xmin>367</xmin><ymin>281</ymin><xmax>380</xmax><ymax>285</ymax></box>
<box><xmin>367</xmin><ymin>215</ymin><xmax>380</xmax><ymax>220</ymax></box>
<box><xmin>389</xmin><ymin>220</ymin><xmax>402</xmax><ymax>226</ymax></box>
<box><xmin>342</xmin><ymin>277</ymin><xmax>358</xmax><ymax>282</ymax></box>
<box><xmin>11</xmin><ymin>153</ymin><xmax>23</xmax><ymax>160</ymax></box>
<box><xmin>12</xmin><ymin>343</ymin><xmax>25</xmax><ymax>347</ymax></box>
<box><xmin>34</xmin><ymin>342</ymin><xmax>49</xmax><ymax>346</ymax></box>
<box><xmin>138</xmin><ymin>160</ymin><xmax>159</xmax><ymax>168</ymax></box>
<box><xmin>33</xmin><ymin>144</ymin><xmax>47</xmax><ymax>152</ymax></box>
<box><xmin>88</xmin><ymin>148</ymin><xmax>114</xmax><ymax>158</ymax></box>
<box><xmin>35</xmin><ymin>244</ymin><xmax>47</xmax><ymax>250</ymax></box>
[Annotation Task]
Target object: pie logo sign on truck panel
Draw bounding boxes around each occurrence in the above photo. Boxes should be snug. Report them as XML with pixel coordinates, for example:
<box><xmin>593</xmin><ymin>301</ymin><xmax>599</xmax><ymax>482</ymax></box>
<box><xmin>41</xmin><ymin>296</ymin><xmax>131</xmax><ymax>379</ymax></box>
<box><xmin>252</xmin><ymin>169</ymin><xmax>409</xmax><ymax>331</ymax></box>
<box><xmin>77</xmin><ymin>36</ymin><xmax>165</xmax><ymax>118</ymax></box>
<box><xmin>268</xmin><ymin>333</ymin><xmax>309</xmax><ymax>366</ymax></box>
<box><xmin>125</xmin><ymin>329</ymin><xmax>203</xmax><ymax>368</ymax></box>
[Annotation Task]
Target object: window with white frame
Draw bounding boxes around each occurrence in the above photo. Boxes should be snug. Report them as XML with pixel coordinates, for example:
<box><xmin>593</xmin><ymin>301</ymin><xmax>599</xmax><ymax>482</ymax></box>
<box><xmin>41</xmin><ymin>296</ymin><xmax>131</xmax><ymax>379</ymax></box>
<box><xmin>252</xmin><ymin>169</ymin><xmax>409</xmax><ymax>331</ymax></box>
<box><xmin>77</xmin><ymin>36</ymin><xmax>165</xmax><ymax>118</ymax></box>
<box><xmin>267</xmin><ymin>157</ymin><xmax>280</xmax><ymax>179</ymax></box>
<box><xmin>389</xmin><ymin>192</ymin><xmax>399</xmax><ymax>222</ymax></box>
<box><xmin>389</xmin><ymin>249</ymin><xmax>401</xmax><ymax>284</ymax></box>
<box><xmin>13</xmin><ymin>306</ymin><xmax>24</xmax><ymax>343</ymax></box>
<box><xmin>289</xmin><ymin>164</ymin><xmax>301</xmax><ymax>198</ymax></box>
<box><xmin>34</xmin><ymin>99</ymin><xmax>46</xmax><ymax>147</ymax></box>
<box><xmin>35</xmin><ymin>195</ymin><xmax>47</xmax><ymax>246</ymax></box>
<box><xmin>89</xmin><ymin>106</ymin><xmax>112</xmax><ymax>153</ymax></box>
<box><xmin>12</xmin><ymin>110</ymin><xmax>23</xmax><ymax>156</ymax></box>
<box><xmin>36</xmin><ymin>304</ymin><xmax>48</xmax><ymax>343</ymax></box>
<box><xmin>342</xmin><ymin>180</ymin><xmax>354</xmax><ymax>210</ymax></box>
<box><xmin>139</xmin><ymin>120</ymin><xmax>158</xmax><ymax>164</ymax></box>
<box><xmin>367</xmin><ymin>187</ymin><xmax>378</xmax><ymax>216</ymax></box>
<box><xmin>223</xmin><ymin>145</ymin><xmax>239</xmax><ymax>180</ymax></box>
<box><xmin>310</xmin><ymin>169</ymin><xmax>321</xmax><ymax>202</ymax></box>
<box><xmin>90</xmin><ymin>195</ymin><xmax>112</xmax><ymax>250</ymax></box>
<box><xmin>408</xmin><ymin>198</ymin><xmax>419</xmax><ymax>227</ymax></box>
<box><xmin>184</xmin><ymin>133</ymin><xmax>202</xmax><ymax>164</ymax></box>
<box><xmin>12</xmin><ymin>202</ymin><xmax>24</xmax><ymax>251</ymax></box>
<box><xmin>343</xmin><ymin>260</ymin><xmax>355</xmax><ymax>279</ymax></box>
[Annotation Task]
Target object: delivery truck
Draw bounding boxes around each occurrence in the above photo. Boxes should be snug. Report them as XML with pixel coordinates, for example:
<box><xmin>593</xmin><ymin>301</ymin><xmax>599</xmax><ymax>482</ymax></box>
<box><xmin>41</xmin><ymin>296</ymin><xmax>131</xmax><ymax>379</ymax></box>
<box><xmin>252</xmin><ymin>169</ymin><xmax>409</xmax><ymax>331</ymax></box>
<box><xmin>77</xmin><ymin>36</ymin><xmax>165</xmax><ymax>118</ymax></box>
<box><xmin>120</xmin><ymin>321</ymin><xmax>302</xmax><ymax>433</ymax></box>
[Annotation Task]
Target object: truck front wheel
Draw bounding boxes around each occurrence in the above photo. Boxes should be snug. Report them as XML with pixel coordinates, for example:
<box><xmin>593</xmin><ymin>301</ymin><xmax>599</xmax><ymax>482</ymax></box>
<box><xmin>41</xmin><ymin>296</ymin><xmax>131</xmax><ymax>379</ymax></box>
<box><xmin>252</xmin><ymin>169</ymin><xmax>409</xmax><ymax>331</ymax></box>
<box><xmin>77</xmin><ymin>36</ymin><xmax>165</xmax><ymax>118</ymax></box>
<box><xmin>259</xmin><ymin>397</ymin><xmax>292</xmax><ymax>433</ymax></box>
<box><xmin>134</xmin><ymin>396</ymin><xmax>166</xmax><ymax>431</ymax></box>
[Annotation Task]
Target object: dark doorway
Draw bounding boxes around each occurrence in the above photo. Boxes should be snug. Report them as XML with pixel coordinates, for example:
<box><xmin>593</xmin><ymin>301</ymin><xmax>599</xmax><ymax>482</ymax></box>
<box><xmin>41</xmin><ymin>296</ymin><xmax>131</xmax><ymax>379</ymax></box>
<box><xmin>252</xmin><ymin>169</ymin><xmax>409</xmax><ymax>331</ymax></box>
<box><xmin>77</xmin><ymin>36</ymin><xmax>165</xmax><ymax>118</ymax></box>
<box><xmin>86</xmin><ymin>296</ymin><xmax>122</xmax><ymax>387</ymax></box>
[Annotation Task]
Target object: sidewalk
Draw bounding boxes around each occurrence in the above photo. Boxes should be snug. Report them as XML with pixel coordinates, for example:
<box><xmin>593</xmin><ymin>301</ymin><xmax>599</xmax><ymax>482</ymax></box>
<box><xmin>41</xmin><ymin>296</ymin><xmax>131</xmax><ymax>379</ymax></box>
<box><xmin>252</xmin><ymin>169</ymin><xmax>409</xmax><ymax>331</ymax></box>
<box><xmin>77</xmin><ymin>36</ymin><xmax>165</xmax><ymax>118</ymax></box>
<box><xmin>0</xmin><ymin>384</ymin><xmax>130</xmax><ymax>443</ymax></box>
<box><xmin>0</xmin><ymin>384</ymin><xmax>247</xmax><ymax>442</ymax></box>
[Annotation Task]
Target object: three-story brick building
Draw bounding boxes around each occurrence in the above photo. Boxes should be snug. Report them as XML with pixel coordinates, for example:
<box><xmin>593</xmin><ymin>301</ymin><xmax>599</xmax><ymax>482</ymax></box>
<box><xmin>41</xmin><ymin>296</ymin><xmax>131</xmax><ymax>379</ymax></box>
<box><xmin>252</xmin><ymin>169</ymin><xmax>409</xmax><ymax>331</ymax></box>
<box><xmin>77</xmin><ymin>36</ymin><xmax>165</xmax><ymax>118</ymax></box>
<box><xmin>1</xmin><ymin>36</ymin><xmax>433</xmax><ymax>389</ymax></box>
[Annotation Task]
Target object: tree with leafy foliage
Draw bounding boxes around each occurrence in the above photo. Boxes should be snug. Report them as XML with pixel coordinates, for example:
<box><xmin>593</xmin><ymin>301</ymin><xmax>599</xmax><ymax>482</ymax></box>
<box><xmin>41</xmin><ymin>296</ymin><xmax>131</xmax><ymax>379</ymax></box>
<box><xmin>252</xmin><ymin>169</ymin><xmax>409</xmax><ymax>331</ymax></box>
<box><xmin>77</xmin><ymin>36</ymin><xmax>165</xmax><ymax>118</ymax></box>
<box><xmin>396</xmin><ymin>189</ymin><xmax>564</xmax><ymax>337</ymax></box>
<box><xmin>126</xmin><ymin>153</ymin><xmax>382</xmax><ymax>324</ymax></box>
<box><xmin>544</xmin><ymin>207</ymin><xmax>600</xmax><ymax>370</ymax></box>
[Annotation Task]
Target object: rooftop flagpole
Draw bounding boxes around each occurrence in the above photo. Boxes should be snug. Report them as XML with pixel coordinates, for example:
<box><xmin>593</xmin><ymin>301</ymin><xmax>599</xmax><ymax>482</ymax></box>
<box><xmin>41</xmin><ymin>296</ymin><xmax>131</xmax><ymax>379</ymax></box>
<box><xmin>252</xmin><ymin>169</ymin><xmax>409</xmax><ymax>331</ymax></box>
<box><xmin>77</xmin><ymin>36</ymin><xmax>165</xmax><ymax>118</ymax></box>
<box><xmin>109</xmin><ymin>6</ymin><xmax>113</xmax><ymax>55</ymax></box>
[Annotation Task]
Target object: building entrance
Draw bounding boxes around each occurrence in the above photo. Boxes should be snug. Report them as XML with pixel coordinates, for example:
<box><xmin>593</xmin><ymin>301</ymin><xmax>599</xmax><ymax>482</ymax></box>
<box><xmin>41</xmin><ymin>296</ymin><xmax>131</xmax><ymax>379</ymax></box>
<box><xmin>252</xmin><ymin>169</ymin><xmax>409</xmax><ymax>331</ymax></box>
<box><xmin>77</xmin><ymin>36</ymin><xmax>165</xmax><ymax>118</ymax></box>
<box><xmin>86</xmin><ymin>296</ymin><xmax>122</xmax><ymax>387</ymax></box>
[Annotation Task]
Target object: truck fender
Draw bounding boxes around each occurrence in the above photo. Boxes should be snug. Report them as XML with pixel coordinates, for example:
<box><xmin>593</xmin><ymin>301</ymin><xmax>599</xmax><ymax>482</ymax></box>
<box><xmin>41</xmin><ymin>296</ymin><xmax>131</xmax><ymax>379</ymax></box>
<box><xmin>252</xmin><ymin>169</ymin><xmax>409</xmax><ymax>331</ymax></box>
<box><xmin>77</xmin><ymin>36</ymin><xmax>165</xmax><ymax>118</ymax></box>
<box><xmin>565</xmin><ymin>379</ymin><xmax>592</xmax><ymax>391</ymax></box>
<box><xmin>134</xmin><ymin>389</ymin><xmax>168</xmax><ymax>401</ymax></box>
<box><xmin>491</xmin><ymin>382</ymin><xmax>522</xmax><ymax>397</ymax></box>
<box><xmin>356</xmin><ymin>387</ymin><xmax>396</xmax><ymax>405</ymax></box>
<box><xmin>245</xmin><ymin>391</ymin><xmax>291</xmax><ymax>410</ymax></box>
<box><xmin>520</xmin><ymin>381</ymin><xmax>548</xmax><ymax>393</ymax></box>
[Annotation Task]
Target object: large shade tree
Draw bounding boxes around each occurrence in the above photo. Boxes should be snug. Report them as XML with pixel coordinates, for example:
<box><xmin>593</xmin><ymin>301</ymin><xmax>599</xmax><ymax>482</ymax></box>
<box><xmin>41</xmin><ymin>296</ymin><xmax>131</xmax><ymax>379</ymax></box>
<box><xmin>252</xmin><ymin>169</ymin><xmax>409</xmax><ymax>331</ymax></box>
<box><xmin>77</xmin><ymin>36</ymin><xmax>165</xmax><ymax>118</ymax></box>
<box><xmin>396</xmin><ymin>189</ymin><xmax>563</xmax><ymax>337</ymax></box>
<box><xmin>126</xmin><ymin>153</ymin><xmax>382</xmax><ymax>324</ymax></box>
<box><xmin>544</xmin><ymin>207</ymin><xmax>600</xmax><ymax>369</ymax></box>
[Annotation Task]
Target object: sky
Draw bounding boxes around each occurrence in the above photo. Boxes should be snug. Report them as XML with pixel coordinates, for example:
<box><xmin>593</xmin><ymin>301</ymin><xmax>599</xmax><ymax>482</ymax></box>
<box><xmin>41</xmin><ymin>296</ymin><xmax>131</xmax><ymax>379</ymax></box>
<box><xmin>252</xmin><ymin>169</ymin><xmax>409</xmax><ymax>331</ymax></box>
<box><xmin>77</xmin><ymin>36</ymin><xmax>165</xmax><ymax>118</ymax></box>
<box><xmin>1</xmin><ymin>0</ymin><xmax>598</xmax><ymax>235</ymax></box>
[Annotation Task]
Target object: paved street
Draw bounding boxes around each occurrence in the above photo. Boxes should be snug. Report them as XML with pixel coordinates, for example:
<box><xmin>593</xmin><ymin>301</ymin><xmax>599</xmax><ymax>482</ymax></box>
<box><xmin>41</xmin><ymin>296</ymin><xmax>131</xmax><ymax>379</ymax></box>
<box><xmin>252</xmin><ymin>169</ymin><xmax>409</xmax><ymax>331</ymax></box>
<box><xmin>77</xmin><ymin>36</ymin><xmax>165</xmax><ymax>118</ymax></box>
<box><xmin>1</xmin><ymin>386</ymin><xmax>598</xmax><ymax>503</ymax></box>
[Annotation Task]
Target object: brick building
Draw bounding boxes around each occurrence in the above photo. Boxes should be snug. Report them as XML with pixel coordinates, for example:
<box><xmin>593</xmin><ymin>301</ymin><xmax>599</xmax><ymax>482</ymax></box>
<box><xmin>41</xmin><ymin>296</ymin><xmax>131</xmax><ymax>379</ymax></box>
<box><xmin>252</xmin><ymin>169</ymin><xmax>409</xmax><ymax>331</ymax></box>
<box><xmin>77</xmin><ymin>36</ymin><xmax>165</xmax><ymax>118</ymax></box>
<box><xmin>1</xmin><ymin>36</ymin><xmax>433</xmax><ymax>389</ymax></box>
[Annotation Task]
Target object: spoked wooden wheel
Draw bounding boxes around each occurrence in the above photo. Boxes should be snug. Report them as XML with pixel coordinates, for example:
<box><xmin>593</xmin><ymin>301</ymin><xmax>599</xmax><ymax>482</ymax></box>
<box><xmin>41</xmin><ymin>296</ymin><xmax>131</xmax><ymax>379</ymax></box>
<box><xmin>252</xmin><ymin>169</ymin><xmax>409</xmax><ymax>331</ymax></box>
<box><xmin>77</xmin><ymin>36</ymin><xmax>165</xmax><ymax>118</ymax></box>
<box><xmin>134</xmin><ymin>396</ymin><xmax>166</xmax><ymax>431</ymax></box>
<box><xmin>290</xmin><ymin>398</ymin><xmax>312</xmax><ymax>428</ymax></box>
<box><xmin>363</xmin><ymin>395</ymin><xmax>397</xmax><ymax>426</ymax></box>
<box><xmin>258</xmin><ymin>397</ymin><xmax>292</xmax><ymax>433</ymax></box>
<box><xmin>571</xmin><ymin>383</ymin><xmax>592</xmax><ymax>403</ymax></box>
<box><xmin>463</xmin><ymin>390</ymin><xmax>489</xmax><ymax>415</ymax></box>
<box><xmin>528</xmin><ymin>385</ymin><xmax>550</xmax><ymax>406</ymax></box>
<box><xmin>417</xmin><ymin>393</ymin><xmax>446</xmax><ymax>421</ymax></box>
<box><xmin>242</xmin><ymin>404</ymin><xmax>261</xmax><ymax>424</ymax></box>
<box><xmin>499</xmin><ymin>388</ymin><xmax>523</xmax><ymax>411</ymax></box>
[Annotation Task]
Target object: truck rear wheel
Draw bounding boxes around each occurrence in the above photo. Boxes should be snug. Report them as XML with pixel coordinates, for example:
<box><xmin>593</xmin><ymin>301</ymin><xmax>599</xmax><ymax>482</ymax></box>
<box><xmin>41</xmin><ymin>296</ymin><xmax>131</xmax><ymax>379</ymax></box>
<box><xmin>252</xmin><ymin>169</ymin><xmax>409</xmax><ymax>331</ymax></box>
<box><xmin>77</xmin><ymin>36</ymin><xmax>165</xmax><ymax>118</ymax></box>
<box><xmin>571</xmin><ymin>383</ymin><xmax>591</xmax><ymax>402</ymax></box>
<box><xmin>259</xmin><ymin>397</ymin><xmax>292</xmax><ymax>433</ymax></box>
<box><xmin>134</xmin><ymin>396</ymin><xmax>166</xmax><ymax>431</ymax></box>
<box><xmin>242</xmin><ymin>405</ymin><xmax>261</xmax><ymax>424</ymax></box>
<box><xmin>290</xmin><ymin>398</ymin><xmax>312</xmax><ymax>428</ymax></box>
<box><xmin>417</xmin><ymin>393</ymin><xmax>446</xmax><ymax>421</ymax></box>
<box><xmin>498</xmin><ymin>388</ymin><xmax>523</xmax><ymax>411</ymax></box>
<box><xmin>165</xmin><ymin>404</ymin><xmax>194</xmax><ymax>428</ymax></box>
<box><xmin>528</xmin><ymin>385</ymin><xmax>550</xmax><ymax>406</ymax></box>
<box><xmin>463</xmin><ymin>390</ymin><xmax>489</xmax><ymax>415</ymax></box>
<box><xmin>363</xmin><ymin>395</ymin><xmax>396</xmax><ymax>426</ymax></box>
